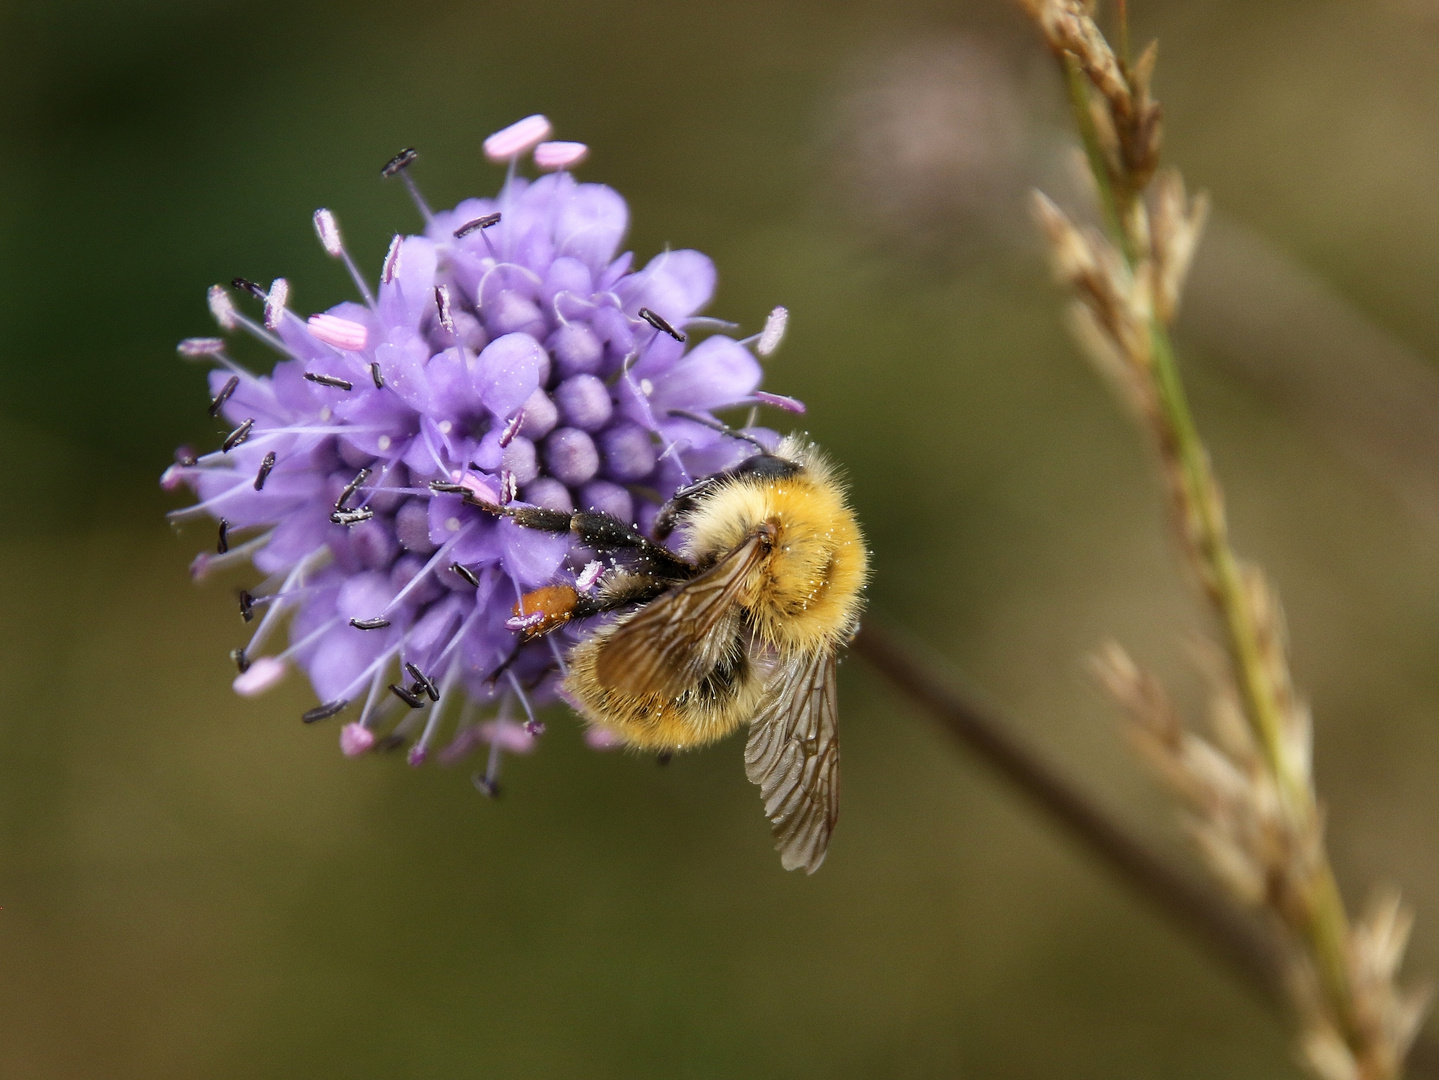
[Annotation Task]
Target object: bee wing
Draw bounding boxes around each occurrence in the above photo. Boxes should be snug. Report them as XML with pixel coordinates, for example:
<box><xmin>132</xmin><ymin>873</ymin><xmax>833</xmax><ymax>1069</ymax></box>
<box><xmin>592</xmin><ymin>533</ymin><xmax>767</xmax><ymax>700</ymax></box>
<box><xmin>744</xmin><ymin>648</ymin><xmax>840</xmax><ymax>874</ymax></box>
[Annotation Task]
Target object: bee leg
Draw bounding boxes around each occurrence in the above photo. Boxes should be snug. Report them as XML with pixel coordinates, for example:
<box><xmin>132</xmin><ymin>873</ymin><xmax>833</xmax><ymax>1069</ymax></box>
<box><xmin>468</xmin><ymin>499</ymin><xmax>694</xmax><ymax>580</ymax></box>
<box><xmin>513</xmin><ymin>572</ymin><xmax>675</xmax><ymax>640</ymax></box>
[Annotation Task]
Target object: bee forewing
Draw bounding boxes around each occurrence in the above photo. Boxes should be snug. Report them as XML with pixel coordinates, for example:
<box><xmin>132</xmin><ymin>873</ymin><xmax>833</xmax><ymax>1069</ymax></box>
<box><xmin>744</xmin><ymin>648</ymin><xmax>840</xmax><ymax>874</ymax></box>
<box><xmin>593</xmin><ymin>533</ymin><xmax>767</xmax><ymax>700</ymax></box>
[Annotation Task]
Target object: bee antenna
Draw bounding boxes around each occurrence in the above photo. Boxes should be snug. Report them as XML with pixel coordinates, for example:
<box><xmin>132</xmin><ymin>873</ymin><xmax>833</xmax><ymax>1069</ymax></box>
<box><xmin>666</xmin><ymin>409</ymin><xmax>770</xmax><ymax>453</ymax></box>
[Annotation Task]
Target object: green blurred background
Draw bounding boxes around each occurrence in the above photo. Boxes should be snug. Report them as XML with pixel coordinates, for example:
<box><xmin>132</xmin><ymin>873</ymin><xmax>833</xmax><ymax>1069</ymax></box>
<box><xmin>5</xmin><ymin>0</ymin><xmax>1439</xmax><ymax>1076</ymax></box>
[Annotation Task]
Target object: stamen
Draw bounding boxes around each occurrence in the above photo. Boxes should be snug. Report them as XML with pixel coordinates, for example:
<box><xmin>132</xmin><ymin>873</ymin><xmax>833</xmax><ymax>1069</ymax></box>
<box><xmin>217</xmin><ymin>518</ymin><xmax>230</xmax><ymax>554</ymax></box>
<box><xmin>304</xmin><ymin>371</ymin><xmax>355</xmax><ymax>391</ymax></box>
<box><xmin>381</xmin><ymin>236</ymin><xmax>402</xmax><ymax>285</ymax></box>
<box><xmin>453</xmin><ymin>212</ymin><xmax>502</xmax><ymax>238</ymax></box>
<box><xmin>302</xmin><ymin>698</ymin><xmax>349</xmax><ymax>723</ymax></box>
<box><xmin>208</xmin><ymin>375</ymin><xmax>240</xmax><ymax>417</ymax></box>
<box><xmin>483</xmin><ymin>115</ymin><xmax>552</xmax><ymax>161</ymax></box>
<box><xmin>312</xmin><ymin>207</ymin><xmax>377</xmax><ymax>307</ymax></box>
<box><xmin>337</xmin><ymin>467</ymin><xmax>372</xmax><ymax>510</ymax></box>
<box><xmin>666</xmin><ymin>409</ymin><xmax>770</xmax><ymax>451</ymax></box>
<box><xmin>498</xmin><ymin>409</ymin><xmax>525</xmax><ymax>447</ymax></box>
<box><xmin>231</xmin><ymin>277</ymin><xmax>265</xmax><ymax>299</ymax></box>
<box><xmin>192</xmin><ymin>531</ymin><xmax>273</xmax><ymax>581</ymax></box>
<box><xmin>404</xmin><ymin>662</ymin><xmax>439</xmax><ymax>702</ymax></box>
<box><xmin>340</xmin><ymin>722</ymin><xmax>377</xmax><ymax>756</ymax></box>
<box><xmin>533</xmin><ymin>141</ymin><xmax>588</xmax><ymax>171</ymax></box>
<box><xmin>575</xmin><ymin>560</ymin><xmax>604</xmax><ymax>592</ymax></box>
<box><xmin>751</xmin><ymin>391</ymin><xmax>806</xmax><ymax>414</ymax></box>
<box><xmin>264</xmin><ymin>278</ymin><xmax>289</xmax><ymax>330</ymax></box>
<box><xmin>434</xmin><ymin>284</ymin><xmax>454</xmax><ymax>334</ymax></box>
<box><xmin>313</xmin><ymin>208</ymin><xmax>344</xmax><ymax>256</ymax></box>
<box><xmin>756</xmin><ymin>305</ymin><xmax>789</xmax><ymax>357</ymax></box>
<box><xmin>222</xmin><ymin>417</ymin><xmax>255</xmax><ymax>452</ymax></box>
<box><xmin>208</xmin><ymin>285</ymin><xmax>238</xmax><ymax>330</ymax></box>
<box><xmin>638</xmin><ymin>307</ymin><xmax>685</xmax><ymax>342</ymax></box>
<box><xmin>389</xmin><ymin>683</ymin><xmax>426</xmax><ymax>709</ymax></box>
<box><xmin>179</xmin><ymin>337</ymin><xmax>226</xmax><ymax>357</ymax></box>
<box><xmin>307</xmin><ymin>313</ymin><xmax>369</xmax><ymax>352</ymax></box>
<box><xmin>380</xmin><ymin>148</ymin><xmax>419</xmax><ymax>178</ymax></box>
<box><xmin>233</xmin><ymin>656</ymin><xmax>287</xmax><ymax>697</ymax></box>
<box><xmin>239</xmin><ymin>589</ymin><xmax>255</xmax><ymax>622</ymax></box>
<box><xmin>254</xmin><ymin>451</ymin><xmax>277</xmax><ymax>490</ymax></box>
<box><xmin>506</xmin><ymin>610</ymin><xmax>545</xmax><ymax>632</ymax></box>
<box><xmin>330</xmin><ymin>507</ymin><xmax>374</xmax><ymax>526</ymax></box>
<box><xmin>350</xmin><ymin>616</ymin><xmax>391</xmax><ymax>630</ymax></box>
<box><xmin>370</xmin><ymin>362</ymin><xmax>385</xmax><ymax>389</ymax></box>
<box><xmin>450</xmin><ymin>563</ymin><xmax>481</xmax><ymax>588</ymax></box>
<box><xmin>231</xmin><ymin>647</ymin><xmax>250</xmax><ymax>673</ymax></box>
<box><xmin>499</xmin><ymin>470</ymin><xmax>518</xmax><ymax>505</ymax></box>
<box><xmin>176</xmin><ymin>447</ymin><xmax>198</xmax><ymax>466</ymax></box>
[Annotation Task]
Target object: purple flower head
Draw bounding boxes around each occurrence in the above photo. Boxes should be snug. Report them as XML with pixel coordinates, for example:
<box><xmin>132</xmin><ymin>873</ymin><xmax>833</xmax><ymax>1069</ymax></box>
<box><xmin>164</xmin><ymin>119</ymin><xmax>797</xmax><ymax>787</ymax></box>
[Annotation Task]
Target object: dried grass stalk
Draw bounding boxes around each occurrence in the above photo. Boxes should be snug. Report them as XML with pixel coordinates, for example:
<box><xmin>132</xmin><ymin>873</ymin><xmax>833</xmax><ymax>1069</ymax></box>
<box><xmin>1017</xmin><ymin>2</ymin><xmax>1431</xmax><ymax>1076</ymax></box>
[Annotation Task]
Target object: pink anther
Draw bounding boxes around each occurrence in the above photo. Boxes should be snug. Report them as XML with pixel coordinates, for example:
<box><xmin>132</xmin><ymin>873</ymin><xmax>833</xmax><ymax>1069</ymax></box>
<box><xmin>575</xmin><ymin>560</ymin><xmax>604</xmax><ymax>592</ymax></box>
<box><xmin>483</xmin><ymin>114</ymin><xmax>552</xmax><ymax>161</ymax></box>
<box><xmin>752</xmin><ymin>390</ymin><xmax>806</xmax><ymax>414</ymax></box>
<box><xmin>208</xmin><ymin>285</ymin><xmax>238</xmax><ymax>330</ymax></box>
<box><xmin>264</xmin><ymin>278</ymin><xmax>289</xmax><ymax>330</ymax></box>
<box><xmin>178</xmin><ymin>337</ymin><xmax>226</xmax><ymax>357</ymax></box>
<box><xmin>232</xmin><ymin>656</ymin><xmax>287</xmax><ymax>697</ymax></box>
<box><xmin>340</xmin><ymin>722</ymin><xmax>376</xmax><ymax>757</ymax></box>
<box><xmin>308</xmin><ymin>313</ymin><xmax>369</xmax><ymax>351</ymax></box>
<box><xmin>448</xmin><ymin>470</ymin><xmax>500</xmax><ymax>504</ymax></box>
<box><xmin>481</xmin><ymin>719</ymin><xmax>537</xmax><ymax>754</ymax></box>
<box><xmin>533</xmin><ymin>141</ymin><xmax>589</xmax><ymax>170</ymax></box>
<box><xmin>312</xmin><ymin>208</ymin><xmax>344</xmax><ymax>257</ymax></box>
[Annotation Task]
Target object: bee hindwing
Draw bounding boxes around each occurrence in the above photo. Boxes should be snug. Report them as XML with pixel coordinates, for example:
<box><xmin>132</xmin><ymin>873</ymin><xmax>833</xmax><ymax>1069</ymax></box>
<box><xmin>592</xmin><ymin>533</ymin><xmax>767</xmax><ymax>700</ymax></box>
<box><xmin>744</xmin><ymin>648</ymin><xmax>840</xmax><ymax>874</ymax></box>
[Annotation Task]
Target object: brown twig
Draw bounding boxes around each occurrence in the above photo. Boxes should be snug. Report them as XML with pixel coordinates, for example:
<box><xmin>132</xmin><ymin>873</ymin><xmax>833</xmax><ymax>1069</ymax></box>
<box><xmin>852</xmin><ymin>618</ymin><xmax>1439</xmax><ymax>1075</ymax></box>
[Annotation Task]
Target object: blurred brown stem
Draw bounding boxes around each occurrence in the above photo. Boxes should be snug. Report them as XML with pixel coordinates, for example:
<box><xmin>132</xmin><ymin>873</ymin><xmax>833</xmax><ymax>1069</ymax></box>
<box><xmin>852</xmin><ymin>618</ymin><xmax>1439</xmax><ymax>1075</ymax></box>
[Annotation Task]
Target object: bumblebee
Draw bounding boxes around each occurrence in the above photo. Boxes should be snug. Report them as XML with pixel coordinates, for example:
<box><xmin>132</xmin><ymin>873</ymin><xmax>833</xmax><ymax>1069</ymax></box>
<box><xmin>478</xmin><ymin>434</ymin><xmax>868</xmax><ymax>873</ymax></box>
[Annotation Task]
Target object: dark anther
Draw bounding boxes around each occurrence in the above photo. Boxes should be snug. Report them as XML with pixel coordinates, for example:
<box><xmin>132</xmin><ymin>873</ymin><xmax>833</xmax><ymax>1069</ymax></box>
<box><xmin>370</xmin><ymin>362</ymin><xmax>385</xmax><ymax>389</ymax></box>
<box><xmin>349</xmin><ymin>616</ymin><xmax>391</xmax><ymax>631</ymax></box>
<box><xmin>238</xmin><ymin>590</ymin><xmax>255</xmax><ymax>622</ymax></box>
<box><xmin>336</xmin><ymin>467</ymin><xmax>372</xmax><ymax>511</ymax></box>
<box><xmin>657</xmin><ymin>751</ymin><xmax>673</xmax><ymax>766</ymax></box>
<box><xmin>389</xmin><ymin>682</ymin><xmax>425</xmax><ymax>708</ymax></box>
<box><xmin>222</xmin><ymin>417</ymin><xmax>255</xmax><ymax>453</ymax></box>
<box><xmin>405</xmin><ymin>662</ymin><xmax>439</xmax><ymax>702</ymax></box>
<box><xmin>304</xmin><ymin>372</ymin><xmax>354</xmax><ymax>391</ymax></box>
<box><xmin>451</xmin><ymin>562</ymin><xmax>480</xmax><ymax>587</ymax></box>
<box><xmin>638</xmin><ymin>307</ymin><xmax>686</xmax><ymax>343</ymax></box>
<box><xmin>429</xmin><ymin>480</ymin><xmax>469</xmax><ymax>495</ymax></box>
<box><xmin>176</xmin><ymin>447</ymin><xmax>198</xmax><ymax>467</ymax></box>
<box><xmin>330</xmin><ymin>507</ymin><xmax>374</xmax><ymax>526</ymax></box>
<box><xmin>231</xmin><ymin>647</ymin><xmax>250</xmax><ymax>674</ymax></box>
<box><xmin>217</xmin><ymin>518</ymin><xmax>230</xmax><ymax>554</ymax></box>
<box><xmin>434</xmin><ymin>285</ymin><xmax>453</xmax><ymax>332</ymax></box>
<box><xmin>208</xmin><ymin>375</ymin><xmax>240</xmax><ymax>417</ymax></box>
<box><xmin>301</xmin><ymin>699</ymin><xmax>349</xmax><ymax>724</ymax></box>
<box><xmin>472</xmin><ymin>774</ymin><xmax>501</xmax><ymax>799</ymax></box>
<box><xmin>252</xmin><ymin>451</ymin><xmax>277</xmax><ymax>491</ymax></box>
<box><xmin>231</xmin><ymin>277</ymin><xmax>265</xmax><ymax>298</ymax></box>
<box><xmin>381</xmin><ymin>147</ymin><xmax>419</xmax><ymax>177</ymax></box>
<box><xmin>453</xmin><ymin>212</ymin><xmax>502</xmax><ymax>238</ymax></box>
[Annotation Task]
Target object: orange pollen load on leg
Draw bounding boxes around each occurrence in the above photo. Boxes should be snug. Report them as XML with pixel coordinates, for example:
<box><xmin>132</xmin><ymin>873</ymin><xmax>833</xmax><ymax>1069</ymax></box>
<box><xmin>514</xmin><ymin>584</ymin><xmax>579</xmax><ymax>639</ymax></box>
